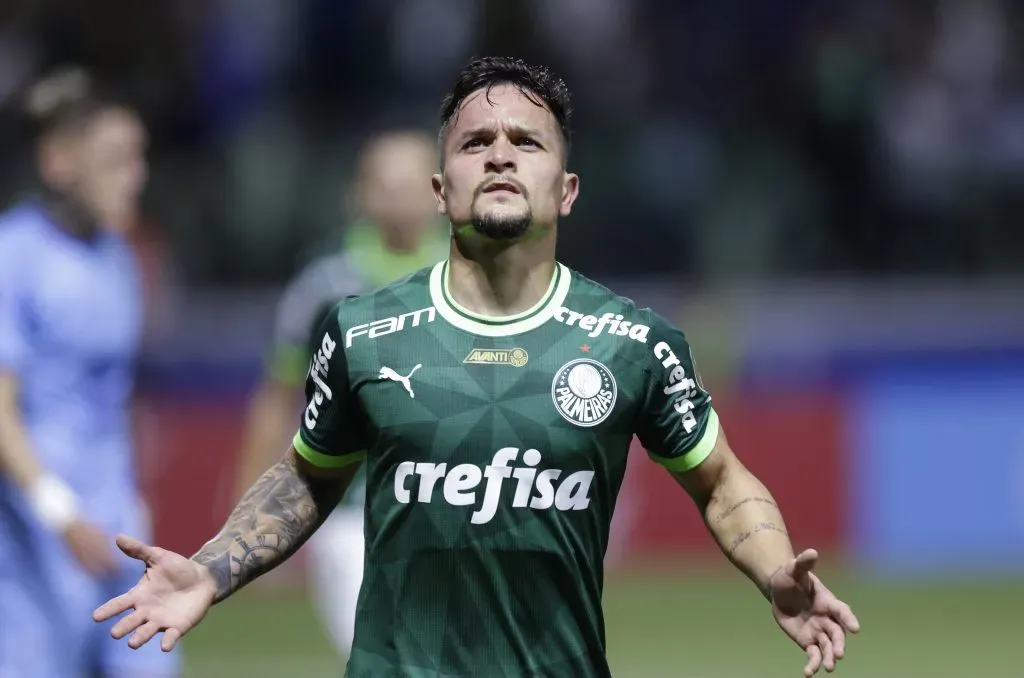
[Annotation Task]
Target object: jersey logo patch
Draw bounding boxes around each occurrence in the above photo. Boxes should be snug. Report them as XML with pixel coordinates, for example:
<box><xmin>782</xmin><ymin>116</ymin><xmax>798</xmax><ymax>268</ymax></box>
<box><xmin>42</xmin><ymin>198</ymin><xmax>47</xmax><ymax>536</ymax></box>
<box><xmin>305</xmin><ymin>332</ymin><xmax>337</xmax><ymax>429</ymax></box>
<box><xmin>551</xmin><ymin>358</ymin><xmax>617</xmax><ymax>427</ymax></box>
<box><xmin>345</xmin><ymin>306</ymin><xmax>436</xmax><ymax>347</ymax></box>
<box><xmin>393</xmin><ymin>447</ymin><xmax>594</xmax><ymax>524</ymax></box>
<box><xmin>463</xmin><ymin>347</ymin><xmax>529</xmax><ymax>367</ymax></box>
<box><xmin>554</xmin><ymin>308</ymin><xmax>651</xmax><ymax>343</ymax></box>
<box><xmin>379</xmin><ymin>364</ymin><xmax>422</xmax><ymax>398</ymax></box>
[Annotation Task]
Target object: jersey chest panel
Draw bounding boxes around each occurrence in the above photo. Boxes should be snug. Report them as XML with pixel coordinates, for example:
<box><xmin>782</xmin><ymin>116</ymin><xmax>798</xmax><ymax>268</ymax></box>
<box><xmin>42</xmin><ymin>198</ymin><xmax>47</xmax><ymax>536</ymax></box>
<box><xmin>348</xmin><ymin>322</ymin><xmax>640</xmax><ymax>528</ymax></box>
<box><xmin>352</xmin><ymin>325</ymin><xmax>639</xmax><ymax>455</ymax></box>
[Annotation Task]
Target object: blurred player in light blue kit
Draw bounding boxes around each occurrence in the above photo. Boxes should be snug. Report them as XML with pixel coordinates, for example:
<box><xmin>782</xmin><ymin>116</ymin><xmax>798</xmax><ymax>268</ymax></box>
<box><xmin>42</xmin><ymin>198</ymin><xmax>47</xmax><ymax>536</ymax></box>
<box><xmin>0</xmin><ymin>68</ymin><xmax>180</xmax><ymax>678</ymax></box>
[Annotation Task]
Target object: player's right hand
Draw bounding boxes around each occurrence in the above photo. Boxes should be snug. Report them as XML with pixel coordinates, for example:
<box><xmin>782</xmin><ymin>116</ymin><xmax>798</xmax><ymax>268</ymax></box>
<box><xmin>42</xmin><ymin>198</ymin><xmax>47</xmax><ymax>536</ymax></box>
<box><xmin>92</xmin><ymin>534</ymin><xmax>218</xmax><ymax>652</ymax></box>
<box><xmin>63</xmin><ymin>520</ymin><xmax>118</xmax><ymax>576</ymax></box>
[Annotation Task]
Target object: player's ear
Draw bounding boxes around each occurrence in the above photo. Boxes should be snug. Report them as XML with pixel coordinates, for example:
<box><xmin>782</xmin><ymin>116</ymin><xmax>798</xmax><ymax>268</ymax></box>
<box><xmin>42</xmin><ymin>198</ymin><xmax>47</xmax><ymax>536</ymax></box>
<box><xmin>559</xmin><ymin>172</ymin><xmax>579</xmax><ymax>217</ymax></box>
<box><xmin>431</xmin><ymin>173</ymin><xmax>447</xmax><ymax>215</ymax></box>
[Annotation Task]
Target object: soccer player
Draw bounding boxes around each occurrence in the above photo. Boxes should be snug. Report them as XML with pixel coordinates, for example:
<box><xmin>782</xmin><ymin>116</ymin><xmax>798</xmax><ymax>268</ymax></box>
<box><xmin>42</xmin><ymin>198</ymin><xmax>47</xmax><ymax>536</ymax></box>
<box><xmin>231</xmin><ymin>128</ymin><xmax>447</xmax><ymax>657</ymax></box>
<box><xmin>0</xmin><ymin>68</ymin><xmax>179</xmax><ymax>678</ymax></box>
<box><xmin>95</xmin><ymin>56</ymin><xmax>861</xmax><ymax>678</ymax></box>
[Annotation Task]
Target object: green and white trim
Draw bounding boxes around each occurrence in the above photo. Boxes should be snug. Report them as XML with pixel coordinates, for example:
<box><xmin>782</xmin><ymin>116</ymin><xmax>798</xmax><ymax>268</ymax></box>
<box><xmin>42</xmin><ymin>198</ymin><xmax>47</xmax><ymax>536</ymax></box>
<box><xmin>428</xmin><ymin>260</ymin><xmax>572</xmax><ymax>336</ymax></box>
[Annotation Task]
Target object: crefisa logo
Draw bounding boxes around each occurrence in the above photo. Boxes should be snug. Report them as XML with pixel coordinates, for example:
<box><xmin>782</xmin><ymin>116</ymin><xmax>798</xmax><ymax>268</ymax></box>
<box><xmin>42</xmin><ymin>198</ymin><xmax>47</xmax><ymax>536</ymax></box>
<box><xmin>551</xmin><ymin>358</ymin><xmax>617</xmax><ymax>427</ymax></box>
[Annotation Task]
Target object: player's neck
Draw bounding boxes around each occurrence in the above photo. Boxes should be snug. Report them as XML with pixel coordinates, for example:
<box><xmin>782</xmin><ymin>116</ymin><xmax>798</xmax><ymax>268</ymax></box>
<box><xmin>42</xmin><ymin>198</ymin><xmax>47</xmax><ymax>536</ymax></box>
<box><xmin>446</xmin><ymin>235</ymin><xmax>557</xmax><ymax>318</ymax></box>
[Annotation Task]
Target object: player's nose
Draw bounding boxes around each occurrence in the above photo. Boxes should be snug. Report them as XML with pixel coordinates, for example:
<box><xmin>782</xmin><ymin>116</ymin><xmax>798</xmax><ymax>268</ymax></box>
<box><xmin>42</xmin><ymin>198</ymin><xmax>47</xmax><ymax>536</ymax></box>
<box><xmin>484</xmin><ymin>136</ymin><xmax>516</xmax><ymax>173</ymax></box>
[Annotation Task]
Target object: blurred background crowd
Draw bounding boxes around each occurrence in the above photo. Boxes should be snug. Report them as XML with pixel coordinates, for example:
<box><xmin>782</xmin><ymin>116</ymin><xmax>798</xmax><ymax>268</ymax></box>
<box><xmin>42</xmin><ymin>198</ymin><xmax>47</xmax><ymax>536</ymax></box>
<box><xmin>2</xmin><ymin>1</ymin><xmax>1023</xmax><ymax>676</ymax></box>
<box><xmin>3</xmin><ymin>0</ymin><xmax>1024</xmax><ymax>283</ymax></box>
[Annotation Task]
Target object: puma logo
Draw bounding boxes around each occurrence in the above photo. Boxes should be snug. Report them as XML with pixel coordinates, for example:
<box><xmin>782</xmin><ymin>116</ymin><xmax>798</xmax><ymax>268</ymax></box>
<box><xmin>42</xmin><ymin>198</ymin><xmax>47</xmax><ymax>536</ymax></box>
<box><xmin>378</xmin><ymin>364</ymin><xmax>422</xmax><ymax>398</ymax></box>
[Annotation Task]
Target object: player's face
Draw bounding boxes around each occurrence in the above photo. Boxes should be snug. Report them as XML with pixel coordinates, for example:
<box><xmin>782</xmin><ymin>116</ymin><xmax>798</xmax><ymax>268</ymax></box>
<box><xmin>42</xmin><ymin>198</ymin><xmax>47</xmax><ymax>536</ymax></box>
<box><xmin>73</xmin><ymin>108</ymin><xmax>148</xmax><ymax>232</ymax></box>
<box><xmin>432</xmin><ymin>85</ymin><xmax>579</xmax><ymax>241</ymax></box>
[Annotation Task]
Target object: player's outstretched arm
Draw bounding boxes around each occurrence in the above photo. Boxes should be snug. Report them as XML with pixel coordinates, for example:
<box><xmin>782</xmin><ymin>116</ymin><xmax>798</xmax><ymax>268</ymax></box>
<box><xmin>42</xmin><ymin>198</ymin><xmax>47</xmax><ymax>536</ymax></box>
<box><xmin>93</xmin><ymin>446</ymin><xmax>358</xmax><ymax>651</ymax></box>
<box><xmin>670</xmin><ymin>426</ymin><xmax>793</xmax><ymax>598</ymax></box>
<box><xmin>671</xmin><ymin>428</ymin><xmax>860</xmax><ymax>676</ymax></box>
<box><xmin>636</xmin><ymin>315</ymin><xmax>859</xmax><ymax>675</ymax></box>
<box><xmin>193</xmin><ymin>445</ymin><xmax>354</xmax><ymax>600</ymax></box>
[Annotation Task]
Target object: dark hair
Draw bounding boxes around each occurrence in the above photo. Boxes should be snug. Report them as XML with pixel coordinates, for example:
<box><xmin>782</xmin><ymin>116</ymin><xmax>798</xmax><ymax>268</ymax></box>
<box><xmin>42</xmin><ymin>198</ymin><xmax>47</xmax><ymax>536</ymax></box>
<box><xmin>438</xmin><ymin>56</ymin><xmax>573</xmax><ymax>162</ymax></box>
<box><xmin>22</xmin><ymin>66</ymin><xmax>115</xmax><ymax>140</ymax></box>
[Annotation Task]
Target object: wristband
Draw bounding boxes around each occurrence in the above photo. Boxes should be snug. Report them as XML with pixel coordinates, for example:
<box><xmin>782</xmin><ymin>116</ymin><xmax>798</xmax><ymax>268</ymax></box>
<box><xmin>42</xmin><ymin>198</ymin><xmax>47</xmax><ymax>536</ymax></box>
<box><xmin>28</xmin><ymin>474</ymin><xmax>81</xmax><ymax>532</ymax></box>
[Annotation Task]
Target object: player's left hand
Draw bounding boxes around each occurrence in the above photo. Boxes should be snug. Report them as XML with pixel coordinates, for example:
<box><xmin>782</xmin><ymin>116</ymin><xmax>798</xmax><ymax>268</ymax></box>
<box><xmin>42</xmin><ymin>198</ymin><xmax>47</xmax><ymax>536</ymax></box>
<box><xmin>769</xmin><ymin>549</ymin><xmax>860</xmax><ymax>676</ymax></box>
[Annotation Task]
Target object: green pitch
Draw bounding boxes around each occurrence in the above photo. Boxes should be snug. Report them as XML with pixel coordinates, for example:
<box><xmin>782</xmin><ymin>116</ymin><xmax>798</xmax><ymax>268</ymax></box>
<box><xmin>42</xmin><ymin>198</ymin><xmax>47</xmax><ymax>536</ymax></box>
<box><xmin>181</xmin><ymin>560</ymin><xmax>1023</xmax><ymax>678</ymax></box>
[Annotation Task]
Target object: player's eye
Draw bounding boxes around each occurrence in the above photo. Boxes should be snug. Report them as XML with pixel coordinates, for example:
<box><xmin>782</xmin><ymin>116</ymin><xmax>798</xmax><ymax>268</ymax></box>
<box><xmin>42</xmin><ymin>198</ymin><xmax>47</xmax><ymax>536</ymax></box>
<box><xmin>516</xmin><ymin>137</ymin><xmax>540</xmax><ymax>148</ymax></box>
<box><xmin>463</xmin><ymin>138</ymin><xmax>487</xmax><ymax>150</ymax></box>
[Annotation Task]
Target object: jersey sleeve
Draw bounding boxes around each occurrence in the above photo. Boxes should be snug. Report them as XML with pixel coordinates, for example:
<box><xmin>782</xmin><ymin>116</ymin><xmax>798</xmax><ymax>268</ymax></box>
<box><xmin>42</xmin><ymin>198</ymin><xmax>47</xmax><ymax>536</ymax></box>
<box><xmin>634</xmin><ymin>311</ymin><xmax>720</xmax><ymax>472</ymax></box>
<box><xmin>0</xmin><ymin>242</ymin><xmax>29</xmax><ymax>374</ymax></box>
<box><xmin>291</xmin><ymin>309</ymin><xmax>368</xmax><ymax>468</ymax></box>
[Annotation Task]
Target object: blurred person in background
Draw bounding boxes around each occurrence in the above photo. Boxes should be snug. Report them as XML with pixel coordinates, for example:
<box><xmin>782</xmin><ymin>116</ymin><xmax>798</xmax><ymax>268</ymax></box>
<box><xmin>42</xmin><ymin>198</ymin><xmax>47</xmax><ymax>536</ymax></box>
<box><xmin>0</xmin><ymin>68</ymin><xmax>179</xmax><ymax>678</ymax></box>
<box><xmin>232</xmin><ymin>128</ymin><xmax>448</xmax><ymax>658</ymax></box>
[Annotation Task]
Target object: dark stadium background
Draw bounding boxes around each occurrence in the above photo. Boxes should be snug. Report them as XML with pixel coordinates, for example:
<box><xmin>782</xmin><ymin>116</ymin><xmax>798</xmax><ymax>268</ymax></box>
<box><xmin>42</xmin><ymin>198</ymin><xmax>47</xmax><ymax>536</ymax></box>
<box><xmin>3</xmin><ymin>1</ymin><xmax>1023</xmax><ymax>676</ymax></box>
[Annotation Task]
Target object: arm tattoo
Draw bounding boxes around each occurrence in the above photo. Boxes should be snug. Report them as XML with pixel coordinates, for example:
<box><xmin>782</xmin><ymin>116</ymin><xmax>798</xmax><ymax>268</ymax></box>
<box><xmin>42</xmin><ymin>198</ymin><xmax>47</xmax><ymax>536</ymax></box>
<box><xmin>714</xmin><ymin>497</ymin><xmax>778</xmax><ymax>523</ymax></box>
<box><xmin>725</xmin><ymin>522</ymin><xmax>789</xmax><ymax>556</ymax></box>
<box><xmin>191</xmin><ymin>454</ymin><xmax>344</xmax><ymax>602</ymax></box>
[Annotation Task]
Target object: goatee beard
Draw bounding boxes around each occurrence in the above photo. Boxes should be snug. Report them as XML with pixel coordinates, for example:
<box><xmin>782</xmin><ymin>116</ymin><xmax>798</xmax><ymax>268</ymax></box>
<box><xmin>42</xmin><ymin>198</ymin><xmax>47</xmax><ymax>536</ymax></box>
<box><xmin>471</xmin><ymin>212</ymin><xmax>531</xmax><ymax>240</ymax></box>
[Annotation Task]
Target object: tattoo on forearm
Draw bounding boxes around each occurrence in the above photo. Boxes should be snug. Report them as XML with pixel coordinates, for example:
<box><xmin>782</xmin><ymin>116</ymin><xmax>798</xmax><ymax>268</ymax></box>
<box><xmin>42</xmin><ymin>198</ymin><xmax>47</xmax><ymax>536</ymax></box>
<box><xmin>725</xmin><ymin>522</ymin><xmax>789</xmax><ymax>556</ymax></box>
<box><xmin>191</xmin><ymin>454</ymin><xmax>344</xmax><ymax>601</ymax></box>
<box><xmin>714</xmin><ymin>497</ymin><xmax>778</xmax><ymax>523</ymax></box>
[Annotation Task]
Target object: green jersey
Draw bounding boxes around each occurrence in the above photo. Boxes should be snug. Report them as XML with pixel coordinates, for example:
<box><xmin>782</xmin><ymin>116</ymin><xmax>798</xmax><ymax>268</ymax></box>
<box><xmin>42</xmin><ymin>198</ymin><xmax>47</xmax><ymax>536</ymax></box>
<box><xmin>267</xmin><ymin>220</ymin><xmax>447</xmax><ymax>507</ymax></box>
<box><xmin>294</xmin><ymin>260</ymin><xmax>719</xmax><ymax>677</ymax></box>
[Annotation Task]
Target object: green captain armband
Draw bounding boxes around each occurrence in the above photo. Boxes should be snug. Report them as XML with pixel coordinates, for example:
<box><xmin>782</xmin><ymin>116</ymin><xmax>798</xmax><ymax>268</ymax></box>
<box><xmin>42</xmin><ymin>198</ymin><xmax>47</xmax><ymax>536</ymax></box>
<box><xmin>647</xmin><ymin>408</ymin><xmax>721</xmax><ymax>472</ymax></box>
<box><xmin>292</xmin><ymin>432</ymin><xmax>366</xmax><ymax>469</ymax></box>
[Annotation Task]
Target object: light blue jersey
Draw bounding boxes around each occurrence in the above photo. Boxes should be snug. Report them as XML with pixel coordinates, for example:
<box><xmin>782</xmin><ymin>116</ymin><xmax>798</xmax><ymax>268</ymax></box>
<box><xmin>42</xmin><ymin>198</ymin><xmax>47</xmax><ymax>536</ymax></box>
<box><xmin>0</xmin><ymin>201</ymin><xmax>141</xmax><ymax>528</ymax></box>
<box><xmin>0</xmin><ymin>200</ymin><xmax>178</xmax><ymax>678</ymax></box>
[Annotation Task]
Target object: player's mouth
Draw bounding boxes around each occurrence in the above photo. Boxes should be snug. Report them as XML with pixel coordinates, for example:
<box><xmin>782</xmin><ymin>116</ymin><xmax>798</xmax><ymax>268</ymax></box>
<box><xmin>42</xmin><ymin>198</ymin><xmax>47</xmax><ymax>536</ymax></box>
<box><xmin>482</xmin><ymin>179</ymin><xmax>522</xmax><ymax>195</ymax></box>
